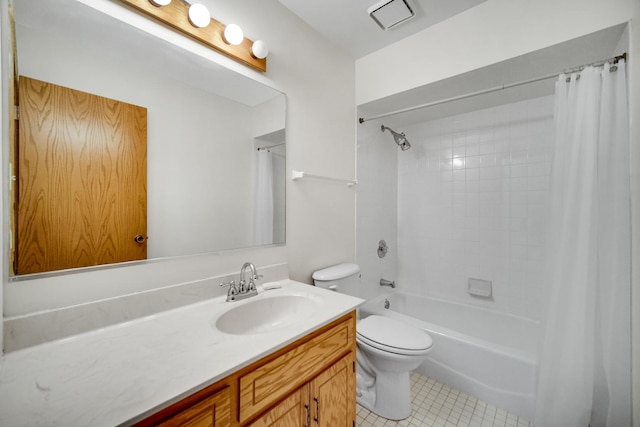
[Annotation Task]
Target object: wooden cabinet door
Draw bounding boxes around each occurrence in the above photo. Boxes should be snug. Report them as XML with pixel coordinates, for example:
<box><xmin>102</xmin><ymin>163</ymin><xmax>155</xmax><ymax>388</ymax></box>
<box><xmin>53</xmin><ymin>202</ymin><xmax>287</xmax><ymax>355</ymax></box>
<box><xmin>17</xmin><ymin>76</ymin><xmax>147</xmax><ymax>274</ymax></box>
<box><xmin>158</xmin><ymin>387</ymin><xmax>231</xmax><ymax>427</ymax></box>
<box><xmin>238</xmin><ymin>317</ymin><xmax>353</xmax><ymax>423</ymax></box>
<box><xmin>248</xmin><ymin>386</ymin><xmax>309</xmax><ymax>427</ymax></box>
<box><xmin>311</xmin><ymin>353</ymin><xmax>355</xmax><ymax>427</ymax></box>
<box><xmin>249</xmin><ymin>354</ymin><xmax>355</xmax><ymax>427</ymax></box>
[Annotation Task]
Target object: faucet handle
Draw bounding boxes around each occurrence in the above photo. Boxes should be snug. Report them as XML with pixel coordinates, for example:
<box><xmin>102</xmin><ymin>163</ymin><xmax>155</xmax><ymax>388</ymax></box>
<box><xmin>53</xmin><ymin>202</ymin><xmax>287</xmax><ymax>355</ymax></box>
<box><xmin>220</xmin><ymin>280</ymin><xmax>239</xmax><ymax>301</ymax></box>
<box><xmin>247</xmin><ymin>275</ymin><xmax>261</xmax><ymax>291</ymax></box>
<box><xmin>220</xmin><ymin>280</ymin><xmax>239</xmax><ymax>295</ymax></box>
<box><xmin>220</xmin><ymin>280</ymin><xmax>236</xmax><ymax>288</ymax></box>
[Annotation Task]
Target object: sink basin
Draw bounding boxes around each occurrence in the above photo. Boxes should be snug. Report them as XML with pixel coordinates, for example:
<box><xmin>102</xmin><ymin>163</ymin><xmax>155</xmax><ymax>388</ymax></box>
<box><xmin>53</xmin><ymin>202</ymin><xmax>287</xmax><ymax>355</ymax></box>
<box><xmin>214</xmin><ymin>295</ymin><xmax>318</xmax><ymax>335</ymax></box>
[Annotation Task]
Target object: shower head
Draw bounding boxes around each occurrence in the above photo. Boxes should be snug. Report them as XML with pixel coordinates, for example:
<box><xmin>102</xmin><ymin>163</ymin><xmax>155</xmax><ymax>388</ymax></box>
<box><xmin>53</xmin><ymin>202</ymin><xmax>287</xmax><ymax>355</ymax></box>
<box><xmin>381</xmin><ymin>125</ymin><xmax>411</xmax><ymax>151</ymax></box>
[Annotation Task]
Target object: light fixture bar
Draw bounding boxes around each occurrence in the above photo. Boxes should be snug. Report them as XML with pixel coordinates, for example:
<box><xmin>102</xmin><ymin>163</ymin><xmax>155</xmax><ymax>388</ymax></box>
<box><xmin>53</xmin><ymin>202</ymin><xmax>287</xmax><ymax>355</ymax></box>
<box><xmin>118</xmin><ymin>0</ymin><xmax>266</xmax><ymax>72</ymax></box>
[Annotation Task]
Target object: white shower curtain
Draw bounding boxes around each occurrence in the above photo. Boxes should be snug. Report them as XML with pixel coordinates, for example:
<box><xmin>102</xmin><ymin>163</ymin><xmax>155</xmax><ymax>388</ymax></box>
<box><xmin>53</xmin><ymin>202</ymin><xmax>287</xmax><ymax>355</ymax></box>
<box><xmin>254</xmin><ymin>149</ymin><xmax>274</xmax><ymax>245</ymax></box>
<box><xmin>534</xmin><ymin>61</ymin><xmax>631</xmax><ymax>426</ymax></box>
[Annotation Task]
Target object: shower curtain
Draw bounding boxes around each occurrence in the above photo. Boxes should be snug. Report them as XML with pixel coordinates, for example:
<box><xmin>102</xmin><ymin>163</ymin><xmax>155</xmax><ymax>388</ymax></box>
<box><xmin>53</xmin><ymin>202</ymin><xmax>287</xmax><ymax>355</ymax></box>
<box><xmin>534</xmin><ymin>61</ymin><xmax>631</xmax><ymax>426</ymax></box>
<box><xmin>254</xmin><ymin>149</ymin><xmax>274</xmax><ymax>245</ymax></box>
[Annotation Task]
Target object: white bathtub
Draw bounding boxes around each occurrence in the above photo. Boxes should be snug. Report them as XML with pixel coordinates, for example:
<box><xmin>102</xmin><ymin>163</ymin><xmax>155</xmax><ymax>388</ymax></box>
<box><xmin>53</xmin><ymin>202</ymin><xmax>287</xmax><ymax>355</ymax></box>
<box><xmin>359</xmin><ymin>292</ymin><xmax>538</xmax><ymax>420</ymax></box>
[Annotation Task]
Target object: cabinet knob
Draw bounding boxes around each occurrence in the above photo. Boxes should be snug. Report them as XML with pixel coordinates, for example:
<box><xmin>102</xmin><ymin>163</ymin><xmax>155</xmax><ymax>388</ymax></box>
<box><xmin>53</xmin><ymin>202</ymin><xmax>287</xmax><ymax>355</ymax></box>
<box><xmin>134</xmin><ymin>234</ymin><xmax>146</xmax><ymax>244</ymax></box>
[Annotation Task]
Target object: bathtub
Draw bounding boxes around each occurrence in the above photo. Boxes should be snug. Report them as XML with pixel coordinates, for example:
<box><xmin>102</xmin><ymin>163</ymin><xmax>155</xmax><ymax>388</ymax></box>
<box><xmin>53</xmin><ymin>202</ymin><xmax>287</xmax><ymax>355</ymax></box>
<box><xmin>359</xmin><ymin>292</ymin><xmax>538</xmax><ymax>420</ymax></box>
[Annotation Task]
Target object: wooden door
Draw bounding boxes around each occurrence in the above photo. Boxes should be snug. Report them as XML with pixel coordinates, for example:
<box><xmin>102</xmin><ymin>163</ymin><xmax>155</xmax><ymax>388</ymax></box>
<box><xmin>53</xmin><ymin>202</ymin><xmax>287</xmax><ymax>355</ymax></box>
<box><xmin>8</xmin><ymin>2</ymin><xmax>19</xmax><ymax>272</ymax></box>
<box><xmin>158</xmin><ymin>387</ymin><xmax>231</xmax><ymax>427</ymax></box>
<box><xmin>248</xmin><ymin>386</ymin><xmax>309</xmax><ymax>427</ymax></box>
<box><xmin>311</xmin><ymin>353</ymin><xmax>356</xmax><ymax>427</ymax></box>
<box><xmin>16</xmin><ymin>76</ymin><xmax>147</xmax><ymax>274</ymax></box>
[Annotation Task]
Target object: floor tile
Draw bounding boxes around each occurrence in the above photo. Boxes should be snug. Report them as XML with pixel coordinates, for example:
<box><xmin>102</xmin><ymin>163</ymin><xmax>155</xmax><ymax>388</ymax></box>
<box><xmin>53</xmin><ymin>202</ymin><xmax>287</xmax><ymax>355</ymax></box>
<box><xmin>357</xmin><ymin>372</ymin><xmax>533</xmax><ymax>427</ymax></box>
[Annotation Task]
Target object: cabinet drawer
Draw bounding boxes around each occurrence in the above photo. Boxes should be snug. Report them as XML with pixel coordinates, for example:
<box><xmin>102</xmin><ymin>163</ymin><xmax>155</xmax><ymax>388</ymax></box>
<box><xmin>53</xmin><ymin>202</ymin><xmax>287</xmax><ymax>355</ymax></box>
<box><xmin>158</xmin><ymin>386</ymin><xmax>231</xmax><ymax>427</ymax></box>
<box><xmin>239</xmin><ymin>314</ymin><xmax>355</xmax><ymax>423</ymax></box>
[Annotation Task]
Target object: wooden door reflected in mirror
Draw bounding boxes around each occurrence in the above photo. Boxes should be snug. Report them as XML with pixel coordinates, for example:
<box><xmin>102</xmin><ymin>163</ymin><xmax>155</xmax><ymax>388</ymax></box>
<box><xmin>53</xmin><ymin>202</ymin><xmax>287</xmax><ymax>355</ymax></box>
<box><xmin>16</xmin><ymin>76</ymin><xmax>147</xmax><ymax>274</ymax></box>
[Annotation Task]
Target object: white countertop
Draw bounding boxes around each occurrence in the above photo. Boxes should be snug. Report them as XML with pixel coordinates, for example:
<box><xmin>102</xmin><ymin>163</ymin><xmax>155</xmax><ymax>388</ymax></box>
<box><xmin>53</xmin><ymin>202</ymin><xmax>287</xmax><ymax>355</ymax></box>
<box><xmin>0</xmin><ymin>280</ymin><xmax>363</xmax><ymax>426</ymax></box>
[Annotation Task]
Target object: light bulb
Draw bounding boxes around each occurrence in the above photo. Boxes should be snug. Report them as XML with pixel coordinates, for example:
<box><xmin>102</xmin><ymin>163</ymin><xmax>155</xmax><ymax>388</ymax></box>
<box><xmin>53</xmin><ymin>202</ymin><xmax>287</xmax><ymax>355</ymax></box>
<box><xmin>148</xmin><ymin>0</ymin><xmax>171</xmax><ymax>6</ymax></box>
<box><xmin>251</xmin><ymin>40</ymin><xmax>269</xmax><ymax>59</ymax></box>
<box><xmin>223</xmin><ymin>24</ymin><xmax>244</xmax><ymax>45</ymax></box>
<box><xmin>188</xmin><ymin>3</ymin><xmax>210</xmax><ymax>28</ymax></box>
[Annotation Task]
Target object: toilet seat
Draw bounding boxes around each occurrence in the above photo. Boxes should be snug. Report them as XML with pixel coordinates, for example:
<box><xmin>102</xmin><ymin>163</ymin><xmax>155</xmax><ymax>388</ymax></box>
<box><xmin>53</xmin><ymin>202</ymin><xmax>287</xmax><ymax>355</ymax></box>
<box><xmin>357</xmin><ymin>315</ymin><xmax>432</xmax><ymax>356</ymax></box>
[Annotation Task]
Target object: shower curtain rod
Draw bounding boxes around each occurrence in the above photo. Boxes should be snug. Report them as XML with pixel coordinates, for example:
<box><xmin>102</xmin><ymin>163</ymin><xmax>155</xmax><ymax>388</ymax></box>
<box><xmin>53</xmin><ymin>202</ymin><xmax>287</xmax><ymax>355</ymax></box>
<box><xmin>257</xmin><ymin>142</ymin><xmax>285</xmax><ymax>151</ymax></box>
<box><xmin>358</xmin><ymin>53</ymin><xmax>627</xmax><ymax>124</ymax></box>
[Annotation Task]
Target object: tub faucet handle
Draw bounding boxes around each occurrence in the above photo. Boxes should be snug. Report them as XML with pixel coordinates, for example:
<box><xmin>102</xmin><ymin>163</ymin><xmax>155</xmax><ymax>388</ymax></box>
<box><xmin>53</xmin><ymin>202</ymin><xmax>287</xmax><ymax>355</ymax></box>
<box><xmin>380</xmin><ymin>279</ymin><xmax>396</xmax><ymax>288</ymax></box>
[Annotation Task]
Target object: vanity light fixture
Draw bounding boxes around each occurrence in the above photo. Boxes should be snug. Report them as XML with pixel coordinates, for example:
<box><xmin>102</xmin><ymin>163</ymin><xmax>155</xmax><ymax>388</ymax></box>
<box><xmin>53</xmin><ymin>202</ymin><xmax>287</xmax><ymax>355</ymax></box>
<box><xmin>118</xmin><ymin>0</ymin><xmax>268</xmax><ymax>72</ymax></box>
<box><xmin>223</xmin><ymin>24</ymin><xmax>244</xmax><ymax>45</ymax></box>
<box><xmin>251</xmin><ymin>40</ymin><xmax>269</xmax><ymax>59</ymax></box>
<box><xmin>188</xmin><ymin>3</ymin><xmax>211</xmax><ymax>28</ymax></box>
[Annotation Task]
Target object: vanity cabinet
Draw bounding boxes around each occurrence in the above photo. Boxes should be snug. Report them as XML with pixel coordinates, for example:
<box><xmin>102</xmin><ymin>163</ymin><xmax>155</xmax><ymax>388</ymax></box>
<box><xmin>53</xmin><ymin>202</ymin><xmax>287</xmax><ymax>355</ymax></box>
<box><xmin>137</xmin><ymin>312</ymin><xmax>356</xmax><ymax>427</ymax></box>
<box><xmin>247</xmin><ymin>386</ymin><xmax>308</xmax><ymax>426</ymax></box>
<box><xmin>157</xmin><ymin>387</ymin><xmax>231</xmax><ymax>427</ymax></box>
<box><xmin>249</xmin><ymin>353</ymin><xmax>355</xmax><ymax>427</ymax></box>
<box><xmin>310</xmin><ymin>353</ymin><xmax>355</xmax><ymax>427</ymax></box>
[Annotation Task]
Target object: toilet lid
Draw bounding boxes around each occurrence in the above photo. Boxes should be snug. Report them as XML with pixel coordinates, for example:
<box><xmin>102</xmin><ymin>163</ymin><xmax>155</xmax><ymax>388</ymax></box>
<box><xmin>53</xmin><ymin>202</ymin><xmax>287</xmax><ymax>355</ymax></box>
<box><xmin>357</xmin><ymin>315</ymin><xmax>432</xmax><ymax>353</ymax></box>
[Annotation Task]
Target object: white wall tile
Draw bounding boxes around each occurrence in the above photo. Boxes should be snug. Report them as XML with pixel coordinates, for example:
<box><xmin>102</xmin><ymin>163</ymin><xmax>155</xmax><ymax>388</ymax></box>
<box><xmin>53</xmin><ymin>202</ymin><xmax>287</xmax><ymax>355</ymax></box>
<box><xmin>393</xmin><ymin>95</ymin><xmax>555</xmax><ymax>320</ymax></box>
<box><xmin>357</xmin><ymin>96</ymin><xmax>554</xmax><ymax>320</ymax></box>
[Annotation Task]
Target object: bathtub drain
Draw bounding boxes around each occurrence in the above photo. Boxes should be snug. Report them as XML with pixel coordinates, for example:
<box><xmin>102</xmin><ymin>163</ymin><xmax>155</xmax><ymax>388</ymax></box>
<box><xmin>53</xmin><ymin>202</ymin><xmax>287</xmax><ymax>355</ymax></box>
<box><xmin>384</xmin><ymin>298</ymin><xmax>390</xmax><ymax>309</ymax></box>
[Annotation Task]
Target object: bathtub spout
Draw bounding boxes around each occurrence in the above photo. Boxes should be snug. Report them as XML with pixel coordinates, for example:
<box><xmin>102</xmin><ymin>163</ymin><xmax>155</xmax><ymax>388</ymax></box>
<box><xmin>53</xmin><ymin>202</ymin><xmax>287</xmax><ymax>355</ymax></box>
<box><xmin>380</xmin><ymin>279</ymin><xmax>396</xmax><ymax>288</ymax></box>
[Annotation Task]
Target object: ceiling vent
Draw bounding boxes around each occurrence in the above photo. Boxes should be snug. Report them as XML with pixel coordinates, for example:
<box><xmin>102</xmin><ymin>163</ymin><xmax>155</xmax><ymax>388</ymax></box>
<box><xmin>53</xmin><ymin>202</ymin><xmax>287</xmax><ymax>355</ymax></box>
<box><xmin>367</xmin><ymin>0</ymin><xmax>415</xmax><ymax>30</ymax></box>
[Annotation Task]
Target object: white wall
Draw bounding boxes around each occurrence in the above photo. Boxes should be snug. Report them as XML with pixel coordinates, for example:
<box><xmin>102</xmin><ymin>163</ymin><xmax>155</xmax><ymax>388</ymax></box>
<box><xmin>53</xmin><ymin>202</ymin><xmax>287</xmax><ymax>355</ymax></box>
<box><xmin>252</xmin><ymin>97</ymin><xmax>287</xmax><ymax>246</ymax></box>
<box><xmin>356</xmin><ymin>119</ymin><xmax>398</xmax><ymax>301</ymax></box>
<box><xmin>356</xmin><ymin>0</ymin><xmax>634</xmax><ymax>105</ymax></box>
<box><xmin>2</xmin><ymin>0</ymin><xmax>355</xmax><ymax>317</ymax></box>
<box><xmin>271</xmin><ymin>147</ymin><xmax>286</xmax><ymax>244</ymax></box>
<box><xmin>252</xmin><ymin>95</ymin><xmax>286</xmax><ymax>138</ymax></box>
<box><xmin>631</xmin><ymin>7</ymin><xmax>640</xmax><ymax>426</ymax></box>
<box><xmin>147</xmin><ymin>83</ymin><xmax>255</xmax><ymax>257</ymax></box>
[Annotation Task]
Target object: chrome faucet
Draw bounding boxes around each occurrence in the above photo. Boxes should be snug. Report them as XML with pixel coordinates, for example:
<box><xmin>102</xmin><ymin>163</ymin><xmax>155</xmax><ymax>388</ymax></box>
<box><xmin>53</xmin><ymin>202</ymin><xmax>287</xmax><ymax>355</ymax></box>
<box><xmin>239</xmin><ymin>262</ymin><xmax>258</xmax><ymax>294</ymax></box>
<box><xmin>220</xmin><ymin>262</ymin><xmax>260</xmax><ymax>302</ymax></box>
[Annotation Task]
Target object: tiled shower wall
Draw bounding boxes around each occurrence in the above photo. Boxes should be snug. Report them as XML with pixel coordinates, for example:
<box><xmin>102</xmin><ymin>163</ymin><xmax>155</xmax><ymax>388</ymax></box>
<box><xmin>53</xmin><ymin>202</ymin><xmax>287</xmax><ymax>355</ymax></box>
<box><xmin>395</xmin><ymin>95</ymin><xmax>555</xmax><ymax>320</ymax></box>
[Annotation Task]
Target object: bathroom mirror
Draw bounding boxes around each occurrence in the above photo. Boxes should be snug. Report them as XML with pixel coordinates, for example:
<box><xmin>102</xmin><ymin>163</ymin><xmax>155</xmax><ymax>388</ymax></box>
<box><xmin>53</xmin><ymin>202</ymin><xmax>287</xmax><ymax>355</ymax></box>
<box><xmin>9</xmin><ymin>0</ymin><xmax>286</xmax><ymax>276</ymax></box>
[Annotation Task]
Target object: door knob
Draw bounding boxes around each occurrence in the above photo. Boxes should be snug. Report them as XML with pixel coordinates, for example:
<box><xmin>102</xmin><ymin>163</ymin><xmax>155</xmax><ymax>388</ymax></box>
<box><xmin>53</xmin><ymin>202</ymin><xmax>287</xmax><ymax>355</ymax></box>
<box><xmin>134</xmin><ymin>234</ymin><xmax>146</xmax><ymax>244</ymax></box>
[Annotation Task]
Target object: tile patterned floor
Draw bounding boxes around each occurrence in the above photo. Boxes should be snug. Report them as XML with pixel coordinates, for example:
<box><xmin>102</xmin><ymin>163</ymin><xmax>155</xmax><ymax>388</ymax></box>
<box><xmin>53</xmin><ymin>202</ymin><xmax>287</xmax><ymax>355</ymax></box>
<box><xmin>356</xmin><ymin>372</ymin><xmax>533</xmax><ymax>427</ymax></box>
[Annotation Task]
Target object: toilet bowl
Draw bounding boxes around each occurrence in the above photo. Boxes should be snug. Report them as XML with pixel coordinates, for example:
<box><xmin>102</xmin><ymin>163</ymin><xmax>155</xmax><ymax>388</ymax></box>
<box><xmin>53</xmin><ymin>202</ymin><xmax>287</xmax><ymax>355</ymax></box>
<box><xmin>356</xmin><ymin>315</ymin><xmax>432</xmax><ymax>420</ymax></box>
<box><xmin>312</xmin><ymin>263</ymin><xmax>433</xmax><ymax>420</ymax></box>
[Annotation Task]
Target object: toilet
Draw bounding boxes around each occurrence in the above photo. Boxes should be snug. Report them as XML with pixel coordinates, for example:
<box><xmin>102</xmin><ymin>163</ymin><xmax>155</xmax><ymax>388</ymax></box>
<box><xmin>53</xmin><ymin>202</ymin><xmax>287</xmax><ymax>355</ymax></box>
<box><xmin>312</xmin><ymin>263</ymin><xmax>433</xmax><ymax>420</ymax></box>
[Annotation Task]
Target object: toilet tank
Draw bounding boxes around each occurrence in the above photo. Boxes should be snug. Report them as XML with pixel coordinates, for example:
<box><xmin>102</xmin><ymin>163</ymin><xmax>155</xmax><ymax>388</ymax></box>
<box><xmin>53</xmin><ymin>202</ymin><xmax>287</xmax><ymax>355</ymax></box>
<box><xmin>312</xmin><ymin>263</ymin><xmax>361</xmax><ymax>295</ymax></box>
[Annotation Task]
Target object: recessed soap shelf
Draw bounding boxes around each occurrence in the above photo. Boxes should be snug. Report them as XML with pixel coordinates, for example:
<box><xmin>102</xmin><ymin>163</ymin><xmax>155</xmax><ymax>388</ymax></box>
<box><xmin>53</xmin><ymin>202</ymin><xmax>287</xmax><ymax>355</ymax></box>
<box><xmin>468</xmin><ymin>278</ymin><xmax>492</xmax><ymax>298</ymax></box>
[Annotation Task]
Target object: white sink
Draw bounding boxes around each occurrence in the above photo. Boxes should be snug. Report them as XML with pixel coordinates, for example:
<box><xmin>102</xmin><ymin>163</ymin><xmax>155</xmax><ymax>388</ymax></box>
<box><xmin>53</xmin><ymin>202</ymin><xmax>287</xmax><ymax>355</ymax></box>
<box><xmin>214</xmin><ymin>295</ymin><xmax>319</xmax><ymax>335</ymax></box>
